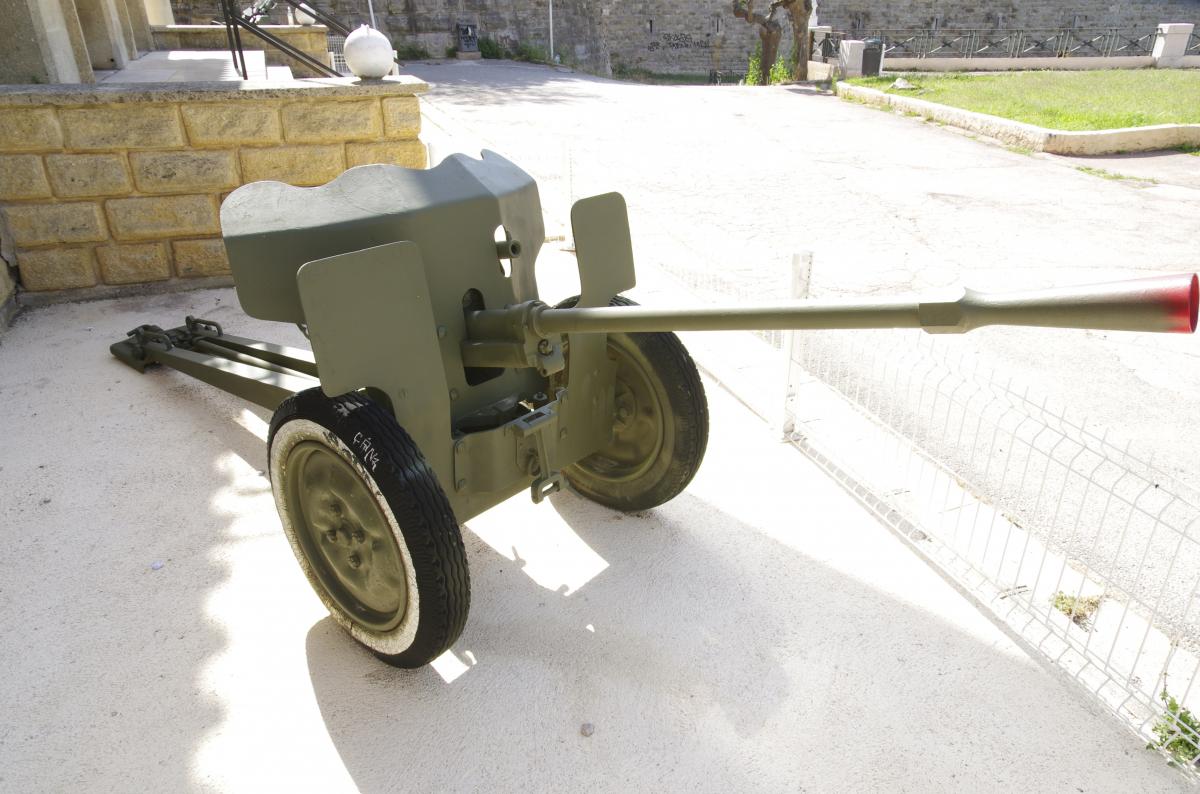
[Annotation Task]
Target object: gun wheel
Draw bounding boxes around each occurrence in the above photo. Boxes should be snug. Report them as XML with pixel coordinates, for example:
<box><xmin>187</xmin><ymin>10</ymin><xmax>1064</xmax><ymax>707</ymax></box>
<box><xmin>268</xmin><ymin>388</ymin><xmax>470</xmax><ymax>668</ymax></box>
<box><xmin>557</xmin><ymin>295</ymin><xmax>709</xmax><ymax>511</ymax></box>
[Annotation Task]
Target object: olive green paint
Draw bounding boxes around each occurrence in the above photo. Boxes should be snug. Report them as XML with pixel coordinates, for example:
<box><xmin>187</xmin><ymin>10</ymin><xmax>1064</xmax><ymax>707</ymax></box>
<box><xmin>283</xmin><ymin>440</ymin><xmax>408</xmax><ymax>632</ymax></box>
<box><xmin>112</xmin><ymin>153</ymin><xmax>1199</xmax><ymax>525</ymax></box>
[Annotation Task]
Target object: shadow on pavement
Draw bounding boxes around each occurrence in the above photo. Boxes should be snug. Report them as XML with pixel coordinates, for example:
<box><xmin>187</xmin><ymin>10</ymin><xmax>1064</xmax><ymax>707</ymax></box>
<box><xmin>305</xmin><ymin>488</ymin><xmax>1185</xmax><ymax>791</ymax></box>
<box><xmin>0</xmin><ymin>289</ymin><xmax>266</xmax><ymax>791</ymax></box>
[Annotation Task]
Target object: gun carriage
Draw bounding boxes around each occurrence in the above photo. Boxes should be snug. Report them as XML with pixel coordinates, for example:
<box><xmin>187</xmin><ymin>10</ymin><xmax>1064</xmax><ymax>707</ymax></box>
<box><xmin>110</xmin><ymin>152</ymin><xmax>1199</xmax><ymax>667</ymax></box>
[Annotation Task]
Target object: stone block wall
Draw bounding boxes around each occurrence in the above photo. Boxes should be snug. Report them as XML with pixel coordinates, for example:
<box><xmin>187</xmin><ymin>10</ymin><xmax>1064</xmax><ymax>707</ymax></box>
<box><xmin>0</xmin><ymin>78</ymin><xmax>427</xmax><ymax>300</ymax></box>
<box><xmin>603</xmin><ymin>2</ymin><xmax>765</xmax><ymax>75</ymax></box>
<box><xmin>172</xmin><ymin>0</ymin><xmax>619</xmax><ymax>72</ymax></box>
<box><xmin>170</xmin><ymin>0</ymin><xmax>1200</xmax><ymax>77</ymax></box>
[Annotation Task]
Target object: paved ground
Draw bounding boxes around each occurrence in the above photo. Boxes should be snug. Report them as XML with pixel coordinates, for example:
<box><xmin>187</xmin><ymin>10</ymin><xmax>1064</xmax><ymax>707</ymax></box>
<box><xmin>95</xmin><ymin>50</ymin><xmax>289</xmax><ymax>83</ymax></box>
<box><xmin>1046</xmin><ymin>149</ymin><xmax>1200</xmax><ymax>191</ymax></box>
<box><xmin>408</xmin><ymin>59</ymin><xmax>1200</xmax><ymax>495</ymax></box>
<box><xmin>0</xmin><ymin>289</ymin><xmax>1189</xmax><ymax>792</ymax></box>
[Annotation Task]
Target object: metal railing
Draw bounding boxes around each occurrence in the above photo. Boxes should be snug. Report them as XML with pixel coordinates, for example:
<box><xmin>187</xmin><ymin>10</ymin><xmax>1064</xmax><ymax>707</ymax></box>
<box><xmin>648</xmin><ymin>225</ymin><xmax>1200</xmax><ymax>771</ymax></box>
<box><xmin>811</xmin><ymin>30</ymin><xmax>845</xmax><ymax>60</ymax></box>
<box><xmin>649</xmin><ymin>233</ymin><xmax>1200</xmax><ymax>770</ymax></box>
<box><xmin>219</xmin><ymin>0</ymin><xmax>341</xmax><ymax>78</ymax></box>
<box><xmin>784</xmin><ymin>326</ymin><xmax>1200</xmax><ymax>773</ymax></box>
<box><xmin>218</xmin><ymin>0</ymin><xmax>404</xmax><ymax>80</ymax></box>
<box><xmin>865</xmin><ymin>28</ymin><xmax>1160</xmax><ymax>59</ymax></box>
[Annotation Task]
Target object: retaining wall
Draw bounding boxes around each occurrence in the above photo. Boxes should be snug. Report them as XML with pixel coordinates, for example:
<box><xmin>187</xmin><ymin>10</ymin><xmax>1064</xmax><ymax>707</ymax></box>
<box><xmin>170</xmin><ymin>0</ymin><xmax>1200</xmax><ymax>76</ymax></box>
<box><xmin>0</xmin><ymin>78</ymin><xmax>426</xmax><ymax>305</ymax></box>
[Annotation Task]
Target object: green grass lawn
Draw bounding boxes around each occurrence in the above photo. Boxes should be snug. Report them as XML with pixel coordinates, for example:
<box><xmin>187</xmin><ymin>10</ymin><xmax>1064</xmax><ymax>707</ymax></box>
<box><xmin>848</xmin><ymin>71</ymin><xmax>1200</xmax><ymax>131</ymax></box>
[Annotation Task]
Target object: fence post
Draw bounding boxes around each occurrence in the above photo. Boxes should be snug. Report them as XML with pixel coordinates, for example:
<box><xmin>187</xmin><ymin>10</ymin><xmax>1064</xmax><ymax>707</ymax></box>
<box><xmin>780</xmin><ymin>251</ymin><xmax>813</xmax><ymax>439</ymax></box>
<box><xmin>1153</xmin><ymin>23</ymin><xmax>1194</xmax><ymax>68</ymax></box>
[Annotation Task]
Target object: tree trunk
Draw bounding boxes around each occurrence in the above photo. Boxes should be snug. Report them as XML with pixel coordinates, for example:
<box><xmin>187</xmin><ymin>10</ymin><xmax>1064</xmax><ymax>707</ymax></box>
<box><xmin>790</xmin><ymin>4</ymin><xmax>810</xmax><ymax>81</ymax></box>
<box><xmin>732</xmin><ymin>0</ymin><xmax>782</xmax><ymax>85</ymax></box>
<box><xmin>759</xmin><ymin>27</ymin><xmax>781</xmax><ymax>84</ymax></box>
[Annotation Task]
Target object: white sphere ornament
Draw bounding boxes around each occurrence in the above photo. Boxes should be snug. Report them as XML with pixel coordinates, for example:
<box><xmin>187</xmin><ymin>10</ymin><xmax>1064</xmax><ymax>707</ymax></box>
<box><xmin>291</xmin><ymin>3</ymin><xmax>316</xmax><ymax>25</ymax></box>
<box><xmin>344</xmin><ymin>25</ymin><xmax>393</xmax><ymax>79</ymax></box>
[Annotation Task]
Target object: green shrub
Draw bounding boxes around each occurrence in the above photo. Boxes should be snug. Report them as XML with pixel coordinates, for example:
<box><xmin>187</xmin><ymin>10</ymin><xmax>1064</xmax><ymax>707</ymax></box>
<box><xmin>394</xmin><ymin>41</ymin><xmax>430</xmax><ymax>60</ymax></box>
<box><xmin>1050</xmin><ymin>591</ymin><xmax>1102</xmax><ymax>627</ymax></box>
<box><xmin>478</xmin><ymin>36</ymin><xmax>503</xmax><ymax>59</ymax></box>
<box><xmin>745</xmin><ymin>42</ymin><xmax>762</xmax><ymax>86</ymax></box>
<box><xmin>513</xmin><ymin>42</ymin><xmax>549</xmax><ymax>63</ymax></box>
<box><xmin>1153</xmin><ymin>690</ymin><xmax>1200</xmax><ymax>765</ymax></box>
<box><xmin>768</xmin><ymin>53</ymin><xmax>789</xmax><ymax>84</ymax></box>
<box><xmin>609</xmin><ymin>63</ymin><xmax>712</xmax><ymax>84</ymax></box>
<box><xmin>444</xmin><ymin>45</ymin><xmax>457</xmax><ymax>58</ymax></box>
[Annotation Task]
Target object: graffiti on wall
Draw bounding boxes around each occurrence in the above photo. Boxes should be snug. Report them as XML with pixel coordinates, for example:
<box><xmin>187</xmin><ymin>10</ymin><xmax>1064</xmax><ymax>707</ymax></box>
<box><xmin>647</xmin><ymin>32</ymin><xmax>714</xmax><ymax>51</ymax></box>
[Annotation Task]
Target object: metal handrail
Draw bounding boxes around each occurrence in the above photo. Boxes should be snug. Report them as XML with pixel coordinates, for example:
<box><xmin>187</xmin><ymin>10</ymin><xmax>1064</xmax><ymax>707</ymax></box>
<box><xmin>220</xmin><ymin>0</ymin><xmax>343</xmax><ymax>79</ymax></box>
<box><xmin>220</xmin><ymin>0</ymin><xmax>404</xmax><ymax>80</ymax></box>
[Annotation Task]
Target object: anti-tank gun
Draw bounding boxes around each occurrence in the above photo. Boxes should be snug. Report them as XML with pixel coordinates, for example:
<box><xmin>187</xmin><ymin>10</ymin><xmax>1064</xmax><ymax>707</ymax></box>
<box><xmin>110</xmin><ymin>152</ymin><xmax>1198</xmax><ymax>667</ymax></box>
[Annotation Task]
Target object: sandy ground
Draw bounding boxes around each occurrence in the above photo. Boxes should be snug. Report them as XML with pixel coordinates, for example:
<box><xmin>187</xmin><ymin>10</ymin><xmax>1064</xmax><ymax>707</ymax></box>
<box><xmin>0</xmin><ymin>281</ymin><xmax>1190</xmax><ymax>791</ymax></box>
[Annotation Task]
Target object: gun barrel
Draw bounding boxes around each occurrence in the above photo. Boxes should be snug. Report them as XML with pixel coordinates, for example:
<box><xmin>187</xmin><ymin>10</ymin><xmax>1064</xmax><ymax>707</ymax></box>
<box><xmin>531</xmin><ymin>274</ymin><xmax>1198</xmax><ymax>336</ymax></box>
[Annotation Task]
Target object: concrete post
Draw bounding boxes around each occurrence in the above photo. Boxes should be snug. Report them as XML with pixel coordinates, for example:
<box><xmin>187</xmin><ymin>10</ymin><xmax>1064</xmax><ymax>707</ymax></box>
<box><xmin>838</xmin><ymin>39</ymin><xmax>865</xmax><ymax>77</ymax></box>
<box><xmin>143</xmin><ymin>0</ymin><xmax>174</xmax><ymax>26</ymax></box>
<box><xmin>0</xmin><ymin>0</ymin><xmax>90</xmax><ymax>84</ymax></box>
<box><xmin>110</xmin><ymin>0</ymin><xmax>141</xmax><ymax>61</ymax></box>
<box><xmin>1152</xmin><ymin>23</ymin><xmax>1194</xmax><ymax>68</ymax></box>
<box><xmin>60</xmin><ymin>0</ymin><xmax>98</xmax><ymax>82</ymax></box>
<box><xmin>76</xmin><ymin>0</ymin><xmax>133</xmax><ymax>70</ymax></box>
<box><xmin>125</xmin><ymin>0</ymin><xmax>155</xmax><ymax>52</ymax></box>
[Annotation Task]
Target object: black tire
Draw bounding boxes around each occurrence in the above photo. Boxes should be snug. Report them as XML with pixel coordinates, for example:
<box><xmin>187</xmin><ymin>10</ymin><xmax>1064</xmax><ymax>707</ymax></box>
<box><xmin>556</xmin><ymin>295</ymin><xmax>709</xmax><ymax>511</ymax></box>
<box><xmin>268</xmin><ymin>388</ymin><xmax>469</xmax><ymax>668</ymax></box>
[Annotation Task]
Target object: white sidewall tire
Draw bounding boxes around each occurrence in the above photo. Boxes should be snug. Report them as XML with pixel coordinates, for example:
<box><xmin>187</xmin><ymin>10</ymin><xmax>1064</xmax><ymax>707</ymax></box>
<box><xmin>270</xmin><ymin>418</ymin><xmax>422</xmax><ymax>657</ymax></box>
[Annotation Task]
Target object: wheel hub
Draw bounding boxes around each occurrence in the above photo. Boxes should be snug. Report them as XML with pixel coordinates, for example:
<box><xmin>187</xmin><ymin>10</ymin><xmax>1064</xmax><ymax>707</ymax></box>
<box><xmin>284</xmin><ymin>441</ymin><xmax>408</xmax><ymax>631</ymax></box>
<box><xmin>578</xmin><ymin>342</ymin><xmax>665</xmax><ymax>482</ymax></box>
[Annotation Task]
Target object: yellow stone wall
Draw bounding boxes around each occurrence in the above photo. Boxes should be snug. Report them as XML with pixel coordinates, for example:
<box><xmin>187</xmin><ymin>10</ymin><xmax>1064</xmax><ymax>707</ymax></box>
<box><xmin>0</xmin><ymin>79</ymin><xmax>427</xmax><ymax>296</ymax></box>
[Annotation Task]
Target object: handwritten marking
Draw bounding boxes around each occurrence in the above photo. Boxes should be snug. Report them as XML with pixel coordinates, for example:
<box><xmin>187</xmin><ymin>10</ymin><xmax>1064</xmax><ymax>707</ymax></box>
<box><xmin>353</xmin><ymin>431</ymin><xmax>381</xmax><ymax>471</ymax></box>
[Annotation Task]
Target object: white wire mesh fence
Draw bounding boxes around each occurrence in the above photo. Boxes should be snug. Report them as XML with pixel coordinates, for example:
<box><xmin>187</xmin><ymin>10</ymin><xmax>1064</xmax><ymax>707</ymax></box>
<box><xmin>645</xmin><ymin>235</ymin><xmax>1200</xmax><ymax>769</ymax></box>
<box><xmin>546</xmin><ymin>114</ymin><xmax>1200</xmax><ymax>771</ymax></box>
<box><xmin>783</xmin><ymin>324</ymin><xmax>1200</xmax><ymax>772</ymax></box>
<box><xmin>545</xmin><ymin>141</ymin><xmax>1199</xmax><ymax>765</ymax></box>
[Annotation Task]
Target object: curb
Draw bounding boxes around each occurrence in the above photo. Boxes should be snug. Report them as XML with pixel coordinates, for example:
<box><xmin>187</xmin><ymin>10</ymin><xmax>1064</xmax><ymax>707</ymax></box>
<box><xmin>836</xmin><ymin>82</ymin><xmax>1200</xmax><ymax>155</ymax></box>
